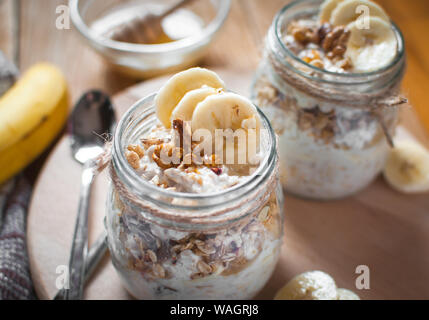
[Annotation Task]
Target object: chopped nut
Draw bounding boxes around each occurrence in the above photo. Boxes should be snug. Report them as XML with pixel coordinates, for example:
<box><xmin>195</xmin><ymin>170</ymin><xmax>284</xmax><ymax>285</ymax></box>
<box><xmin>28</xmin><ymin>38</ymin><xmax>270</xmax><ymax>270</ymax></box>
<box><xmin>152</xmin><ymin>143</ymin><xmax>183</xmax><ymax>169</ymax></box>
<box><xmin>141</xmin><ymin>138</ymin><xmax>165</xmax><ymax>147</ymax></box>
<box><xmin>322</xmin><ymin>26</ymin><xmax>350</xmax><ymax>60</ymax></box>
<box><xmin>127</xmin><ymin>144</ymin><xmax>144</xmax><ymax>158</ymax></box>
<box><xmin>290</xmin><ymin>24</ymin><xmax>318</xmax><ymax>45</ymax></box>
<box><xmin>317</xmin><ymin>23</ymin><xmax>332</xmax><ymax>43</ymax></box>
<box><xmin>126</xmin><ymin>150</ymin><xmax>140</xmax><ymax>169</ymax></box>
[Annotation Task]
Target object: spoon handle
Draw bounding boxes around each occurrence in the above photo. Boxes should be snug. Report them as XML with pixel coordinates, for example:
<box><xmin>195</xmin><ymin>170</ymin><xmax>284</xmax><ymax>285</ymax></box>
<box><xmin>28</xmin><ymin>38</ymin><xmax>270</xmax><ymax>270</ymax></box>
<box><xmin>54</xmin><ymin>232</ymin><xmax>108</xmax><ymax>300</ymax></box>
<box><xmin>64</xmin><ymin>161</ymin><xmax>96</xmax><ymax>300</ymax></box>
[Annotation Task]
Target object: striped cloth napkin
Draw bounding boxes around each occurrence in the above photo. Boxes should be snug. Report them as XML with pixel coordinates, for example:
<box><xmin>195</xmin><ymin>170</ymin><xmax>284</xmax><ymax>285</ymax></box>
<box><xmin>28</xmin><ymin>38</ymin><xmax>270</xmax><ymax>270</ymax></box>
<box><xmin>0</xmin><ymin>176</ymin><xmax>36</xmax><ymax>299</ymax></box>
<box><xmin>0</xmin><ymin>49</ymin><xmax>35</xmax><ymax>299</ymax></box>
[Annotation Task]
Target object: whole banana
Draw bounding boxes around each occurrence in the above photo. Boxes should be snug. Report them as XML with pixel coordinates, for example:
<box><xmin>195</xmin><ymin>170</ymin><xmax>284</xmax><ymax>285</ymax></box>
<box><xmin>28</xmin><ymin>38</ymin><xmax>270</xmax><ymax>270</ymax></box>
<box><xmin>0</xmin><ymin>63</ymin><xmax>69</xmax><ymax>184</ymax></box>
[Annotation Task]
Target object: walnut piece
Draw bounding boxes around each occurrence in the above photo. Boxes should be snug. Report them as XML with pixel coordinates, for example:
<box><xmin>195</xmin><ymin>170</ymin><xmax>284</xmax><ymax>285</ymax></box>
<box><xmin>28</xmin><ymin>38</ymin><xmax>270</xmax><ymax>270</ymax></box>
<box><xmin>322</xmin><ymin>26</ymin><xmax>351</xmax><ymax>60</ymax></box>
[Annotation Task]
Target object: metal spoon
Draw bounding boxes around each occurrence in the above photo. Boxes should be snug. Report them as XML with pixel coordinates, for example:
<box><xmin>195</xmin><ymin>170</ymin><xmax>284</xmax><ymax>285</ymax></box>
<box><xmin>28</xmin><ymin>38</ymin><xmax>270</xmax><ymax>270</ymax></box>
<box><xmin>62</xmin><ymin>90</ymin><xmax>115</xmax><ymax>300</ymax></box>
<box><xmin>54</xmin><ymin>230</ymin><xmax>108</xmax><ymax>300</ymax></box>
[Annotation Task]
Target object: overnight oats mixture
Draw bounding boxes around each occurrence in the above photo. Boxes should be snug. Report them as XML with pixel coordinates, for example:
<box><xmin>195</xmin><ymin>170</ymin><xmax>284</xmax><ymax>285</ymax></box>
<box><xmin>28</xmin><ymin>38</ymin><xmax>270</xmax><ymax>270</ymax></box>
<box><xmin>253</xmin><ymin>0</ymin><xmax>405</xmax><ymax>199</ymax></box>
<box><xmin>106</xmin><ymin>68</ymin><xmax>283</xmax><ymax>299</ymax></box>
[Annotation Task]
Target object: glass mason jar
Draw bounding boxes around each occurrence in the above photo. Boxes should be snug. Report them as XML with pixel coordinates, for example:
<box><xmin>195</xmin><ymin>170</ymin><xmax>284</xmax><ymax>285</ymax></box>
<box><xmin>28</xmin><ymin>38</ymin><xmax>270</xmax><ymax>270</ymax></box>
<box><xmin>105</xmin><ymin>93</ymin><xmax>284</xmax><ymax>299</ymax></box>
<box><xmin>251</xmin><ymin>0</ymin><xmax>406</xmax><ymax>200</ymax></box>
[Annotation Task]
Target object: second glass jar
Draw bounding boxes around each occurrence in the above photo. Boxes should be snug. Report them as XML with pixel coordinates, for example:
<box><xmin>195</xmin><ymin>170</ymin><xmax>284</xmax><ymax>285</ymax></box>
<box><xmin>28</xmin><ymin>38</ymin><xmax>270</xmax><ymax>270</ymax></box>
<box><xmin>252</xmin><ymin>0</ymin><xmax>406</xmax><ymax>200</ymax></box>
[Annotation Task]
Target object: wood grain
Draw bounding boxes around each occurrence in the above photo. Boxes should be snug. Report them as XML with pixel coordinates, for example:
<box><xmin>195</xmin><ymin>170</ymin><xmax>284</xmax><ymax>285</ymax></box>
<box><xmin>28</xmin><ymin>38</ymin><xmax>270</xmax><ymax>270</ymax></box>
<box><xmin>28</xmin><ymin>71</ymin><xmax>429</xmax><ymax>300</ymax></box>
<box><xmin>0</xmin><ymin>0</ymin><xmax>428</xmax><ymax>300</ymax></box>
<box><xmin>0</xmin><ymin>0</ymin><xmax>14</xmax><ymax>62</ymax></box>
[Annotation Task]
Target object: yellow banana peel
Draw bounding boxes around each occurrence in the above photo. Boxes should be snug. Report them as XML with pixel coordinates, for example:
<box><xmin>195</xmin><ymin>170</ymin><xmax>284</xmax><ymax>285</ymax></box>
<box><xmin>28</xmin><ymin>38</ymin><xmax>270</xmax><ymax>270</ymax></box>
<box><xmin>0</xmin><ymin>63</ymin><xmax>69</xmax><ymax>184</ymax></box>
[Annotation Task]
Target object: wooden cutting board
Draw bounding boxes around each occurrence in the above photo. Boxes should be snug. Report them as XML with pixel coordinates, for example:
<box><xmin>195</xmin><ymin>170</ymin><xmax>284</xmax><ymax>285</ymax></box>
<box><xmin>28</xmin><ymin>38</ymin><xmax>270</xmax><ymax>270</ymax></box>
<box><xmin>27</xmin><ymin>70</ymin><xmax>429</xmax><ymax>300</ymax></box>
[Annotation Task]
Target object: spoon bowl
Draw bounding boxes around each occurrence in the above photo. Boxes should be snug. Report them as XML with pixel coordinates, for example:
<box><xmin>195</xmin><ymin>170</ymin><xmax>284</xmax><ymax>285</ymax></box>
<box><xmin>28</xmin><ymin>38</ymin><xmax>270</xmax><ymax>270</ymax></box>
<box><xmin>69</xmin><ymin>90</ymin><xmax>116</xmax><ymax>164</ymax></box>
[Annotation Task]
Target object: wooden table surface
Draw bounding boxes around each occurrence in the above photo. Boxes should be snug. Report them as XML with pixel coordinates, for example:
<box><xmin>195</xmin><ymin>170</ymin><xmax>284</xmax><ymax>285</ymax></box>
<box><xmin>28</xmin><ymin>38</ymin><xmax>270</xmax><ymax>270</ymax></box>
<box><xmin>1</xmin><ymin>0</ymin><xmax>429</xmax><ymax>299</ymax></box>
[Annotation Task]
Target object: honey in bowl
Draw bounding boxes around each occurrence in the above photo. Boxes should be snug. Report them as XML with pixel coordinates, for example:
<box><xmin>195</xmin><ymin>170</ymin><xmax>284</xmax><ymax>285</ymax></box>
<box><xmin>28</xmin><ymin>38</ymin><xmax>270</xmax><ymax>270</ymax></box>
<box><xmin>92</xmin><ymin>6</ymin><xmax>204</xmax><ymax>45</ymax></box>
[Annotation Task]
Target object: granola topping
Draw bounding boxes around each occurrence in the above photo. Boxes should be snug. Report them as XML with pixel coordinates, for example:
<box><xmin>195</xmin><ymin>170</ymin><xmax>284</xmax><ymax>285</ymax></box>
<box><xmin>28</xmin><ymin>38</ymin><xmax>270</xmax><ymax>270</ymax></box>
<box><xmin>284</xmin><ymin>19</ymin><xmax>353</xmax><ymax>73</ymax></box>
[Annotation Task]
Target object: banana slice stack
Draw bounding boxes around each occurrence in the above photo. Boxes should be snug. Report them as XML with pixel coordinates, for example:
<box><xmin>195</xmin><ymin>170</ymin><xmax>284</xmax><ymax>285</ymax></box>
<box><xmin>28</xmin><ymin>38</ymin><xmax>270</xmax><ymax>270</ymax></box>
<box><xmin>319</xmin><ymin>0</ymin><xmax>397</xmax><ymax>72</ymax></box>
<box><xmin>155</xmin><ymin>68</ymin><xmax>261</xmax><ymax>163</ymax></box>
<box><xmin>274</xmin><ymin>270</ymin><xmax>360</xmax><ymax>300</ymax></box>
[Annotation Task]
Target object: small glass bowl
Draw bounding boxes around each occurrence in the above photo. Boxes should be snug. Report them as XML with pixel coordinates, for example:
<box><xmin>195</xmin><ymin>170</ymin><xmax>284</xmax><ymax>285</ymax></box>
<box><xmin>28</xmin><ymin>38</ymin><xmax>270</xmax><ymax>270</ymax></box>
<box><xmin>69</xmin><ymin>0</ymin><xmax>231</xmax><ymax>78</ymax></box>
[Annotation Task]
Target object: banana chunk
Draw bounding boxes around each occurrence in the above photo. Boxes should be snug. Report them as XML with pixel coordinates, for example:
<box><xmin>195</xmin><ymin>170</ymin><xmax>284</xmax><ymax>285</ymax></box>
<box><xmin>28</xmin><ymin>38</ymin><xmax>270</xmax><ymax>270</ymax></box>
<box><xmin>337</xmin><ymin>288</ymin><xmax>360</xmax><ymax>300</ymax></box>
<box><xmin>330</xmin><ymin>0</ymin><xmax>389</xmax><ymax>26</ymax></box>
<box><xmin>155</xmin><ymin>68</ymin><xmax>225</xmax><ymax>128</ymax></box>
<box><xmin>171</xmin><ymin>86</ymin><xmax>218</xmax><ymax>123</ymax></box>
<box><xmin>191</xmin><ymin>93</ymin><xmax>261</xmax><ymax>164</ymax></box>
<box><xmin>275</xmin><ymin>271</ymin><xmax>338</xmax><ymax>300</ymax></box>
<box><xmin>319</xmin><ymin>0</ymin><xmax>345</xmax><ymax>23</ymax></box>
<box><xmin>191</xmin><ymin>92</ymin><xmax>260</xmax><ymax>134</ymax></box>
<box><xmin>383</xmin><ymin>140</ymin><xmax>429</xmax><ymax>194</ymax></box>
<box><xmin>346</xmin><ymin>17</ymin><xmax>397</xmax><ymax>73</ymax></box>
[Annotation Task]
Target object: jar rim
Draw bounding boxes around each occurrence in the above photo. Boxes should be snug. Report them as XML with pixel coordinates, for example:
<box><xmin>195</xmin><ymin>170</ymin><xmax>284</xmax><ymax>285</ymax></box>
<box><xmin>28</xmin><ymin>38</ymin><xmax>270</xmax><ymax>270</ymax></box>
<box><xmin>272</xmin><ymin>0</ymin><xmax>406</xmax><ymax>83</ymax></box>
<box><xmin>112</xmin><ymin>92</ymin><xmax>278</xmax><ymax>211</ymax></box>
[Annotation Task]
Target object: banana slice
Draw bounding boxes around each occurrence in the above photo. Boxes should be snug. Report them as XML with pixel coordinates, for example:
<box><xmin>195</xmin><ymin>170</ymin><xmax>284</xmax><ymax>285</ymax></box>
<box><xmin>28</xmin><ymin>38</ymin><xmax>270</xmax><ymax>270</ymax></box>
<box><xmin>170</xmin><ymin>86</ymin><xmax>218</xmax><ymax>123</ymax></box>
<box><xmin>383</xmin><ymin>140</ymin><xmax>429</xmax><ymax>194</ymax></box>
<box><xmin>346</xmin><ymin>17</ymin><xmax>397</xmax><ymax>73</ymax></box>
<box><xmin>337</xmin><ymin>288</ymin><xmax>360</xmax><ymax>300</ymax></box>
<box><xmin>191</xmin><ymin>93</ymin><xmax>260</xmax><ymax>132</ymax></box>
<box><xmin>319</xmin><ymin>0</ymin><xmax>345</xmax><ymax>23</ymax></box>
<box><xmin>330</xmin><ymin>0</ymin><xmax>389</xmax><ymax>26</ymax></box>
<box><xmin>274</xmin><ymin>271</ymin><xmax>338</xmax><ymax>300</ymax></box>
<box><xmin>191</xmin><ymin>93</ymin><xmax>261</xmax><ymax>164</ymax></box>
<box><xmin>155</xmin><ymin>68</ymin><xmax>225</xmax><ymax>128</ymax></box>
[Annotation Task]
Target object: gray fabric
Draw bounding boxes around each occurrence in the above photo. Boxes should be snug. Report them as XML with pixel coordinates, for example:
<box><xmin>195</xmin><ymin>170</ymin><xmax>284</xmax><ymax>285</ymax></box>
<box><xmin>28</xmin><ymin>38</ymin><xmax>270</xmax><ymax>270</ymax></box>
<box><xmin>0</xmin><ymin>176</ymin><xmax>36</xmax><ymax>300</ymax></box>
<box><xmin>0</xmin><ymin>50</ymin><xmax>18</xmax><ymax>97</ymax></box>
<box><xmin>0</xmin><ymin>50</ymin><xmax>35</xmax><ymax>300</ymax></box>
